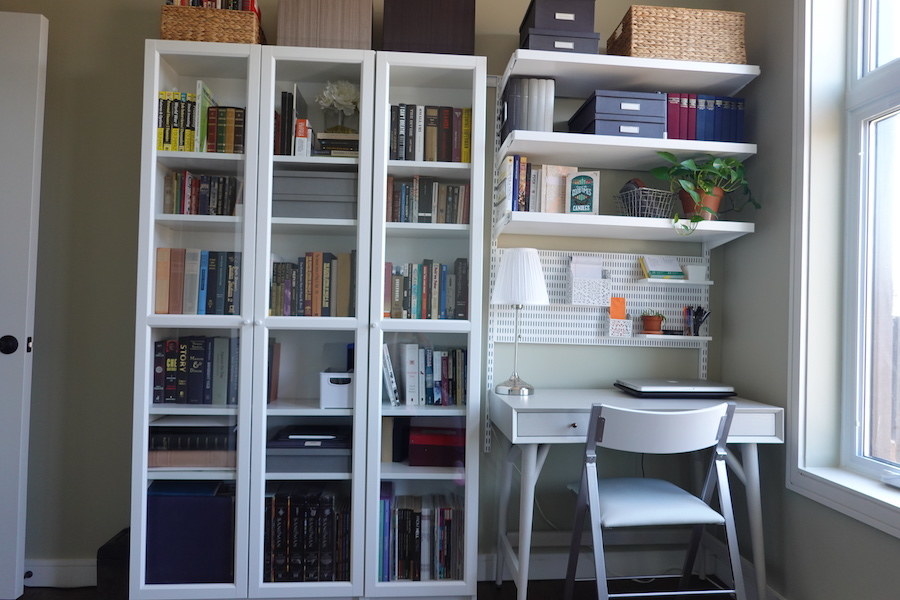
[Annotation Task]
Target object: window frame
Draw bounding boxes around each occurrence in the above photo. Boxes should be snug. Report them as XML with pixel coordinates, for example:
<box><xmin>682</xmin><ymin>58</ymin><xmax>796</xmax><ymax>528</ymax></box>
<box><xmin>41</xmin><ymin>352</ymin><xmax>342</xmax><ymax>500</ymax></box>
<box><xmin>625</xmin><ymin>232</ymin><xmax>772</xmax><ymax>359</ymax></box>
<box><xmin>788</xmin><ymin>0</ymin><xmax>900</xmax><ymax>539</ymax></box>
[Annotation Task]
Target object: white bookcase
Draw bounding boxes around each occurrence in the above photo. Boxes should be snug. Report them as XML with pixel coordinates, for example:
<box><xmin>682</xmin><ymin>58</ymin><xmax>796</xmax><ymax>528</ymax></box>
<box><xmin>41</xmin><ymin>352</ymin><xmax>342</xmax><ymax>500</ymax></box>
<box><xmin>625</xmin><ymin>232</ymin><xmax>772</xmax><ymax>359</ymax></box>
<box><xmin>364</xmin><ymin>51</ymin><xmax>486</xmax><ymax>598</ymax></box>
<box><xmin>132</xmin><ymin>40</ymin><xmax>484</xmax><ymax>600</ymax></box>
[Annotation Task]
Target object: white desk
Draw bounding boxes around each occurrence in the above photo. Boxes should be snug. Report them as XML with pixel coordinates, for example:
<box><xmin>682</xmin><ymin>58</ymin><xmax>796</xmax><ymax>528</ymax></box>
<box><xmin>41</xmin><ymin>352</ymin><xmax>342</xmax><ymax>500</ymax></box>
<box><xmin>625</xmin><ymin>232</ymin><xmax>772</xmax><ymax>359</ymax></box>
<box><xmin>490</xmin><ymin>388</ymin><xmax>784</xmax><ymax>600</ymax></box>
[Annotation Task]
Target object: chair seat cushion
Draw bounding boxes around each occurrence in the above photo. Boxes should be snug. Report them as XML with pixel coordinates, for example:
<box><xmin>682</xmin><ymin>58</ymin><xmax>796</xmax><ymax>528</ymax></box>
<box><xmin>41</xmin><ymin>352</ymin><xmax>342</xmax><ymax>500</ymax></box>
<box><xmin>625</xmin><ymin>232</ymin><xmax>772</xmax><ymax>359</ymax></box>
<box><xmin>596</xmin><ymin>477</ymin><xmax>725</xmax><ymax>528</ymax></box>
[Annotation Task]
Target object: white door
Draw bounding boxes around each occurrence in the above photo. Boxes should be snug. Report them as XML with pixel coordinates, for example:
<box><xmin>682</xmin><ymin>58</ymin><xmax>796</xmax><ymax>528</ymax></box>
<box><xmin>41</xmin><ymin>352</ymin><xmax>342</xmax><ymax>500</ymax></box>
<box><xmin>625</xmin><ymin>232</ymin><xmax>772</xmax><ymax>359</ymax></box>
<box><xmin>0</xmin><ymin>12</ymin><xmax>48</xmax><ymax>600</ymax></box>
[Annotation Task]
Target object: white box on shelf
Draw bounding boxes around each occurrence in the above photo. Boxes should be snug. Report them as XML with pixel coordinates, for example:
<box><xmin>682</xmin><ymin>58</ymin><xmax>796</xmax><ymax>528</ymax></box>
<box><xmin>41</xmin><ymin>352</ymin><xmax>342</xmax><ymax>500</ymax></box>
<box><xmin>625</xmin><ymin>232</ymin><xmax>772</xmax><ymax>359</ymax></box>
<box><xmin>319</xmin><ymin>370</ymin><xmax>354</xmax><ymax>408</ymax></box>
<box><xmin>609</xmin><ymin>318</ymin><xmax>632</xmax><ymax>337</ymax></box>
<box><xmin>567</xmin><ymin>255</ymin><xmax>611</xmax><ymax>306</ymax></box>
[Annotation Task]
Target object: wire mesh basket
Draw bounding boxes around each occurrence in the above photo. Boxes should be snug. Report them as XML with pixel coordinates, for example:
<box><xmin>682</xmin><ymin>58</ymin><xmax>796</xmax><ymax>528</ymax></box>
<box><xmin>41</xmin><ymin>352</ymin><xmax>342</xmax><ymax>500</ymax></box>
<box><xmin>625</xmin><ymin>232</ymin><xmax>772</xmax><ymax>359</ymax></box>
<box><xmin>614</xmin><ymin>187</ymin><xmax>676</xmax><ymax>218</ymax></box>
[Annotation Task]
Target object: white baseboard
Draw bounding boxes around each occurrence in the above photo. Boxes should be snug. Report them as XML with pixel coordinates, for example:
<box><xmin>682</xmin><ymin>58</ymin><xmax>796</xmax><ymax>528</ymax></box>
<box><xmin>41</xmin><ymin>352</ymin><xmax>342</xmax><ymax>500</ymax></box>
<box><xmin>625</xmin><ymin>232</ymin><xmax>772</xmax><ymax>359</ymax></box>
<box><xmin>23</xmin><ymin>560</ymin><xmax>96</xmax><ymax>589</ymax></box>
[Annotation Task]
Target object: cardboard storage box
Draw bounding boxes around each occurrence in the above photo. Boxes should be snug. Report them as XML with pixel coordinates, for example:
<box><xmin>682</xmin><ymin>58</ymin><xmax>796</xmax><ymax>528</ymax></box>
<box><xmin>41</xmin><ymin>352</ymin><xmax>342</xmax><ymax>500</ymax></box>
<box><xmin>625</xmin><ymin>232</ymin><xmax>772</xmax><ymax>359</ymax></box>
<box><xmin>277</xmin><ymin>0</ymin><xmax>372</xmax><ymax>49</ymax></box>
<box><xmin>520</xmin><ymin>28</ymin><xmax>600</xmax><ymax>53</ymax></box>
<box><xmin>271</xmin><ymin>171</ymin><xmax>357</xmax><ymax>219</ymax></box>
<box><xmin>520</xmin><ymin>0</ymin><xmax>595</xmax><ymax>34</ymax></box>
<box><xmin>319</xmin><ymin>370</ymin><xmax>354</xmax><ymax>409</ymax></box>
<box><xmin>408</xmin><ymin>426</ymin><xmax>465</xmax><ymax>467</ymax></box>
<box><xmin>382</xmin><ymin>0</ymin><xmax>475</xmax><ymax>55</ymax></box>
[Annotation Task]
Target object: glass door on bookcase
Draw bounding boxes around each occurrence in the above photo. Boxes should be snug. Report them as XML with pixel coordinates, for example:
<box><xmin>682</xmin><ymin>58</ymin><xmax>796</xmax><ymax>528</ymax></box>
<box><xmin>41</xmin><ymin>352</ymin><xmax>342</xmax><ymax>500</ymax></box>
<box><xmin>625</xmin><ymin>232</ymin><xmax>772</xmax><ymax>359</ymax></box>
<box><xmin>365</xmin><ymin>52</ymin><xmax>485</xmax><ymax>596</ymax></box>
<box><xmin>248</xmin><ymin>46</ymin><xmax>374</xmax><ymax>597</ymax></box>
<box><xmin>133</xmin><ymin>40</ymin><xmax>260</xmax><ymax>598</ymax></box>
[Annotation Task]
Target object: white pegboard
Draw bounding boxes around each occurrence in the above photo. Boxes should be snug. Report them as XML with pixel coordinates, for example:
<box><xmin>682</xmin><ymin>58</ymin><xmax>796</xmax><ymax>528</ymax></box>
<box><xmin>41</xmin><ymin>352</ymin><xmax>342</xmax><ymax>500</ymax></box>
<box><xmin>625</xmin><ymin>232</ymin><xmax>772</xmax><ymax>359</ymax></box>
<box><xmin>488</xmin><ymin>249</ymin><xmax>710</xmax><ymax>347</ymax></box>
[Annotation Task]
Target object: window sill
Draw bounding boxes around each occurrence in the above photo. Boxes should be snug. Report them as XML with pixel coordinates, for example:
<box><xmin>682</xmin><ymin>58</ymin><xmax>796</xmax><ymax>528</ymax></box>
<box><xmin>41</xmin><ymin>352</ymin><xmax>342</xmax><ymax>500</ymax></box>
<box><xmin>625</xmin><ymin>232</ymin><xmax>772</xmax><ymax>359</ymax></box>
<box><xmin>788</xmin><ymin>465</ymin><xmax>900</xmax><ymax>539</ymax></box>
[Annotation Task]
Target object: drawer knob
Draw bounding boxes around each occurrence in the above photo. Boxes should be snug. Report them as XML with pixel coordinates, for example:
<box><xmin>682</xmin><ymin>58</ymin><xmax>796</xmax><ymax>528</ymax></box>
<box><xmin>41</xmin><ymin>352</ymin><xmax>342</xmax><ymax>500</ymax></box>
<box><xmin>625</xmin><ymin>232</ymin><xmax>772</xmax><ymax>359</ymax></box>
<box><xmin>570</xmin><ymin>423</ymin><xmax>578</xmax><ymax>429</ymax></box>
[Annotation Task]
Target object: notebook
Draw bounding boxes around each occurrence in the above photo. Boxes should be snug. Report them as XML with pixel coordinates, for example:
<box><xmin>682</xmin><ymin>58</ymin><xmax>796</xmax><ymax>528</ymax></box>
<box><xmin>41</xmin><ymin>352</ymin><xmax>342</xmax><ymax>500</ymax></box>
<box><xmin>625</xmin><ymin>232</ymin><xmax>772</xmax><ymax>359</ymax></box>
<box><xmin>614</xmin><ymin>378</ymin><xmax>736</xmax><ymax>398</ymax></box>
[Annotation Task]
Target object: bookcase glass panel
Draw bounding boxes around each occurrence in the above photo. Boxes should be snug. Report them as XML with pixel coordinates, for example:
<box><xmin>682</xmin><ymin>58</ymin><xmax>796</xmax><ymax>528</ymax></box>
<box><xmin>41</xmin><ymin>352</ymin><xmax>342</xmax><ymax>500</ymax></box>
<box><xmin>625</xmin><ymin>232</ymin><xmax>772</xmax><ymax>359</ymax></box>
<box><xmin>265</xmin><ymin>329</ymin><xmax>356</xmax><ymax>405</ymax></box>
<box><xmin>144</xmin><ymin>478</ymin><xmax>237</xmax><ymax>585</ymax></box>
<box><xmin>149</xmin><ymin>328</ymin><xmax>242</xmax><ymax>410</ymax></box>
<box><xmin>273</xmin><ymin>59</ymin><xmax>364</xmax><ymax>142</ymax></box>
<box><xmin>261</xmin><ymin>479</ymin><xmax>353</xmax><ymax>583</ymax></box>
<box><xmin>381</xmin><ymin>331</ymin><xmax>470</xmax><ymax>408</ymax></box>
<box><xmin>375</xmin><ymin>478</ymin><xmax>466</xmax><ymax>583</ymax></box>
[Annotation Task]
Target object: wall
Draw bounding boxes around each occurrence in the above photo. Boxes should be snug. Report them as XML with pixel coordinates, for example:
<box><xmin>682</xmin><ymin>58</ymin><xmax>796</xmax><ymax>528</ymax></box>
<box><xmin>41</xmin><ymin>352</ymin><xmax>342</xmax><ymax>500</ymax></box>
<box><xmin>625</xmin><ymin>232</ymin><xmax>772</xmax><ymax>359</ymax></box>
<box><xmin>4</xmin><ymin>0</ymin><xmax>900</xmax><ymax>598</ymax></box>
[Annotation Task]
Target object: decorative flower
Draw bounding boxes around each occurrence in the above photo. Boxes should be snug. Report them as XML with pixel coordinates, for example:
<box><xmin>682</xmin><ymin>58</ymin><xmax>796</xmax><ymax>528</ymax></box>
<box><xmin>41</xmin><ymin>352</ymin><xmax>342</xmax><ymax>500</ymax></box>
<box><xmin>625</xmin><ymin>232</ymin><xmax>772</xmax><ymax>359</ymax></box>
<box><xmin>316</xmin><ymin>80</ymin><xmax>360</xmax><ymax>116</ymax></box>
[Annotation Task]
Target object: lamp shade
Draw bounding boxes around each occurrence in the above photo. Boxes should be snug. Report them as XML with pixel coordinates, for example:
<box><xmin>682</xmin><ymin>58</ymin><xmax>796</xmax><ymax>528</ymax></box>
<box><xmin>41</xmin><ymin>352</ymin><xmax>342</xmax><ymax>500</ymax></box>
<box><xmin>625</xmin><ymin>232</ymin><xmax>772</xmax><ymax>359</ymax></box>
<box><xmin>491</xmin><ymin>248</ymin><xmax>549</xmax><ymax>305</ymax></box>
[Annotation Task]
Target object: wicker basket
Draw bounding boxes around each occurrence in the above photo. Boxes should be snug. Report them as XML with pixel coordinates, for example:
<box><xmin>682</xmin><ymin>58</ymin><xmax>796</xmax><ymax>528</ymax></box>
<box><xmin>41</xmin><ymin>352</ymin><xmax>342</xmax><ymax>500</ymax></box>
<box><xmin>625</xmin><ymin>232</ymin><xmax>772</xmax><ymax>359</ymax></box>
<box><xmin>160</xmin><ymin>6</ymin><xmax>264</xmax><ymax>44</ymax></box>
<box><xmin>606</xmin><ymin>5</ymin><xmax>746</xmax><ymax>64</ymax></box>
<box><xmin>614</xmin><ymin>187</ymin><xmax>675</xmax><ymax>218</ymax></box>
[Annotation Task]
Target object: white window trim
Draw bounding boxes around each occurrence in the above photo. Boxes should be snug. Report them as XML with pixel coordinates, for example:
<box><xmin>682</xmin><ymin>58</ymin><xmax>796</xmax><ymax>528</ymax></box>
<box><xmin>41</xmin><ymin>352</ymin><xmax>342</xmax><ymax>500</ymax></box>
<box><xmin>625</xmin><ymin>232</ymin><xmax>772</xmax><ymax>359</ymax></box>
<box><xmin>788</xmin><ymin>0</ymin><xmax>900</xmax><ymax>540</ymax></box>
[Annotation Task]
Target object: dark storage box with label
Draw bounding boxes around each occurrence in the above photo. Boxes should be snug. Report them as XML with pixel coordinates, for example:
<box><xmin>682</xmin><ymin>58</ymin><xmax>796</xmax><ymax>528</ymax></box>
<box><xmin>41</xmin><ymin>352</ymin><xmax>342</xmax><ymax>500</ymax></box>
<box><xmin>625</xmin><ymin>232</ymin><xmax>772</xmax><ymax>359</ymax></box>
<box><xmin>576</xmin><ymin>116</ymin><xmax>666</xmax><ymax>138</ymax></box>
<box><xmin>520</xmin><ymin>28</ymin><xmax>601</xmax><ymax>53</ymax></box>
<box><xmin>272</xmin><ymin>171</ymin><xmax>357</xmax><ymax>219</ymax></box>
<box><xmin>382</xmin><ymin>0</ymin><xmax>475</xmax><ymax>55</ymax></box>
<box><xmin>407</xmin><ymin>426</ymin><xmax>465</xmax><ymax>467</ymax></box>
<box><xmin>266</xmin><ymin>425</ymin><xmax>352</xmax><ymax>472</ymax></box>
<box><xmin>569</xmin><ymin>90</ymin><xmax>666</xmax><ymax>138</ymax></box>
<box><xmin>520</xmin><ymin>0</ymin><xmax>595</xmax><ymax>33</ymax></box>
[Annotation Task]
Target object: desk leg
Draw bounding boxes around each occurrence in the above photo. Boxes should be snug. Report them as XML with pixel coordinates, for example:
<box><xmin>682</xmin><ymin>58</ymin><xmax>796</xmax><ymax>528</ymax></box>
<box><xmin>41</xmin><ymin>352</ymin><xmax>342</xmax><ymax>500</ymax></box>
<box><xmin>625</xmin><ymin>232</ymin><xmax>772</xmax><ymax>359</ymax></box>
<box><xmin>741</xmin><ymin>443</ymin><xmax>766</xmax><ymax>600</ymax></box>
<box><xmin>496</xmin><ymin>445</ymin><xmax>518</xmax><ymax>585</ymax></box>
<box><xmin>515</xmin><ymin>444</ymin><xmax>540</xmax><ymax>600</ymax></box>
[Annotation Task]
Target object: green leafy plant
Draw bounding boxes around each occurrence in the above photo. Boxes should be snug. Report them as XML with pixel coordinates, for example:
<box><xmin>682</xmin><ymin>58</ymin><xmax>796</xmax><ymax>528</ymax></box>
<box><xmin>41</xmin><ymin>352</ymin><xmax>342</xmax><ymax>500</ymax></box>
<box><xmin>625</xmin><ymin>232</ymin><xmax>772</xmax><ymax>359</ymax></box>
<box><xmin>640</xmin><ymin>310</ymin><xmax>666</xmax><ymax>318</ymax></box>
<box><xmin>650</xmin><ymin>152</ymin><xmax>759</xmax><ymax>224</ymax></box>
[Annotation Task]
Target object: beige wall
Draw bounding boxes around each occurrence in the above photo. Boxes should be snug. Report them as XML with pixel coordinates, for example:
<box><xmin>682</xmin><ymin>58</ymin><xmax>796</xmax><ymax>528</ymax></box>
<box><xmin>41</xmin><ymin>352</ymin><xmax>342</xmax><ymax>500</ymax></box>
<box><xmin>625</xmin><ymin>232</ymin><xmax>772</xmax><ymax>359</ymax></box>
<box><xmin>4</xmin><ymin>0</ymin><xmax>900</xmax><ymax>598</ymax></box>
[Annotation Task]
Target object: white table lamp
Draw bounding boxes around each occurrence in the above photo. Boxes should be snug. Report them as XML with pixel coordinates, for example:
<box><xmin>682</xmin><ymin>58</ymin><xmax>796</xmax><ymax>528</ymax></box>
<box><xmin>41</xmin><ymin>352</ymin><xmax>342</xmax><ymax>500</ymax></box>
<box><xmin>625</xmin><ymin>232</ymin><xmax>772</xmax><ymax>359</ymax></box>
<box><xmin>491</xmin><ymin>248</ymin><xmax>549</xmax><ymax>395</ymax></box>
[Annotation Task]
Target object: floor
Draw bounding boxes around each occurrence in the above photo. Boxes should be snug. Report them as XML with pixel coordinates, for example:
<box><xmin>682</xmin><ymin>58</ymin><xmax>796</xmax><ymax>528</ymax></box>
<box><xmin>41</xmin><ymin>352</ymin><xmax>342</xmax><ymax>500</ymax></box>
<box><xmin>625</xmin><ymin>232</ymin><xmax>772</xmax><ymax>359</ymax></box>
<box><xmin>22</xmin><ymin>578</ymin><xmax>732</xmax><ymax>600</ymax></box>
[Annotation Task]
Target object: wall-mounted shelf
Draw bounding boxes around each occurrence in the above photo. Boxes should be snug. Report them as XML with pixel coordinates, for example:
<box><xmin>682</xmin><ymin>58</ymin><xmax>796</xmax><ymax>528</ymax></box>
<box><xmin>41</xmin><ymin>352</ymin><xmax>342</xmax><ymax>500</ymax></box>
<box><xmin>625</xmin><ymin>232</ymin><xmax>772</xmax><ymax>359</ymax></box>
<box><xmin>497</xmin><ymin>130</ymin><xmax>757</xmax><ymax>171</ymax></box>
<box><xmin>499</xmin><ymin>49</ymin><xmax>760</xmax><ymax>99</ymax></box>
<box><xmin>494</xmin><ymin>211</ymin><xmax>754</xmax><ymax>250</ymax></box>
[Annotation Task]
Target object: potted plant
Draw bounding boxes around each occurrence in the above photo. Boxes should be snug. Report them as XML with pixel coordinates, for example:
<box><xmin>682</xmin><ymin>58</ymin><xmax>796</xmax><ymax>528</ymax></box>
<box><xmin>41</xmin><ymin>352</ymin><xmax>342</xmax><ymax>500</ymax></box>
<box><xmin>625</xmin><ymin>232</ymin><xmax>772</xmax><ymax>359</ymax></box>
<box><xmin>650</xmin><ymin>152</ymin><xmax>759</xmax><ymax>225</ymax></box>
<box><xmin>640</xmin><ymin>310</ymin><xmax>666</xmax><ymax>334</ymax></box>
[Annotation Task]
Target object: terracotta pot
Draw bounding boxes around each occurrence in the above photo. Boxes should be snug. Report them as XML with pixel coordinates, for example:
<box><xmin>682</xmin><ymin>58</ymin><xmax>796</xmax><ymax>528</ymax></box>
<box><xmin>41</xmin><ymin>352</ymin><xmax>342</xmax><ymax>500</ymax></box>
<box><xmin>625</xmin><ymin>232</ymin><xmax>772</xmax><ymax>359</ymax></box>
<box><xmin>640</xmin><ymin>315</ymin><xmax>665</xmax><ymax>334</ymax></box>
<box><xmin>679</xmin><ymin>187</ymin><xmax>724</xmax><ymax>220</ymax></box>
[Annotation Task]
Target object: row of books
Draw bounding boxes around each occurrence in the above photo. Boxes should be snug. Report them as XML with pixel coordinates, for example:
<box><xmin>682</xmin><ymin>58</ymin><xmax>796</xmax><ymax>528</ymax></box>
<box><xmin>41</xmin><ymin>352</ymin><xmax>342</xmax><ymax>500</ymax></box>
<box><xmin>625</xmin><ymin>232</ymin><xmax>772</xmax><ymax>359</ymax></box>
<box><xmin>496</xmin><ymin>156</ymin><xmax>596</xmax><ymax>214</ymax></box>
<box><xmin>162</xmin><ymin>170</ymin><xmax>241</xmax><ymax>216</ymax></box>
<box><xmin>378</xmin><ymin>486</ymin><xmax>464</xmax><ymax>582</ymax></box>
<box><xmin>381</xmin><ymin>343</ymin><xmax>468</xmax><ymax>407</ymax></box>
<box><xmin>385</xmin><ymin>176</ymin><xmax>470</xmax><ymax>224</ymax></box>
<box><xmin>156</xmin><ymin>248</ymin><xmax>242</xmax><ymax>315</ymax></box>
<box><xmin>384</xmin><ymin>258</ymin><xmax>469</xmax><ymax>321</ymax></box>
<box><xmin>270</xmin><ymin>250</ymin><xmax>357</xmax><ymax>317</ymax></box>
<box><xmin>389</xmin><ymin>104</ymin><xmax>472</xmax><ymax>163</ymax></box>
<box><xmin>499</xmin><ymin>76</ymin><xmax>556</xmax><ymax>142</ymax></box>
<box><xmin>165</xmin><ymin>0</ymin><xmax>261</xmax><ymax>17</ymax></box>
<box><xmin>263</xmin><ymin>483</ymin><xmax>351</xmax><ymax>583</ymax></box>
<box><xmin>156</xmin><ymin>81</ymin><xmax>245</xmax><ymax>154</ymax></box>
<box><xmin>152</xmin><ymin>336</ymin><xmax>240</xmax><ymax>405</ymax></box>
<box><xmin>666</xmin><ymin>93</ymin><xmax>746</xmax><ymax>143</ymax></box>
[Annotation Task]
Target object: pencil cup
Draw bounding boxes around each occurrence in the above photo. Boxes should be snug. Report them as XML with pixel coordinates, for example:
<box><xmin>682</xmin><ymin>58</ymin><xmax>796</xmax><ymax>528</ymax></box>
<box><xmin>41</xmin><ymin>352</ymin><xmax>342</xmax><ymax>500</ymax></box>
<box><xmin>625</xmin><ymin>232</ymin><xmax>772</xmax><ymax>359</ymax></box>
<box><xmin>609</xmin><ymin>318</ymin><xmax>632</xmax><ymax>337</ymax></box>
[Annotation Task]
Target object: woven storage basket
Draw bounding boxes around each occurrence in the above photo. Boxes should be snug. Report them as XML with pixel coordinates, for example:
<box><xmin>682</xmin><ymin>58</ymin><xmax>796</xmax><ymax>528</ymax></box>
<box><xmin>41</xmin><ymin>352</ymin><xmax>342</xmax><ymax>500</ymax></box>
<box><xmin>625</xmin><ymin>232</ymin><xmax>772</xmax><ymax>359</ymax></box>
<box><xmin>614</xmin><ymin>187</ymin><xmax>675</xmax><ymax>218</ymax></box>
<box><xmin>606</xmin><ymin>5</ymin><xmax>746</xmax><ymax>64</ymax></box>
<box><xmin>161</xmin><ymin>6</ymin><xmax>263</xmax><ymax>44</ymax></box>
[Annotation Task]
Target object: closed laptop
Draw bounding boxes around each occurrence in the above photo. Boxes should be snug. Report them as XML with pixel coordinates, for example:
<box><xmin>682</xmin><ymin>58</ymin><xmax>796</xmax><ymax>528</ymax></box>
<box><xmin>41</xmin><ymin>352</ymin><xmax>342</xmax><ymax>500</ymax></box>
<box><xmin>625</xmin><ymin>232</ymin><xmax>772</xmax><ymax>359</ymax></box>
<box><xmin>614</xmin><ymin>378</ymin><xmax>735</xmax><ymax>398</ymax></box>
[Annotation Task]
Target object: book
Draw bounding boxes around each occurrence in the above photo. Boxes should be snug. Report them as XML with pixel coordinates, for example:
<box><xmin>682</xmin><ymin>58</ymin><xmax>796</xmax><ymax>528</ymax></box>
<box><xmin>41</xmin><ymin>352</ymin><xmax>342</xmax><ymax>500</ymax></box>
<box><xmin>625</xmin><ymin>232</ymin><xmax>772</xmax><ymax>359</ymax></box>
<box><xmin>437</xmin><ymin>106</ymin><xmax>453</xmax><ymax>162</ymax></box>
<box><xmin>638</xmin><ymin>255</ymin><xmax>685</xmax><ymax>279</ymax></box>
<box><xmin>401</xmin><ymin>343</ymin><xmax>419</xmax><ymax>406</ymax></box>
<box><xmin>182</xmin><ymin>248</ymin><xmax>201</xmax><ymax>314</ymax></box>
<box><xmin>195</xmin><ymin>80</ymin><xmax>217</xmax><ymax>152</ymax></box>
<box><xmin>168</xmin><ymin>247</ymin><xmax>186</xmax><ymax>314</ymax></box>
<box><xmin>565</xmin><ymin>171</ymin><xmax>600</xmax><ymax>214</ymax></box>
<box><xmin>423</xmin><ymin>105</ymin><xmax>439</xmax><ymax>161</ymax></box>
<box><xmin>666</xmin><ymin>92</ymin><xmax>681</xmax><ymax>139</ymax></box>
<box><xmin>382</xmin><ymin>343</ymin><xmax>401</xmax><ymax>407</ymax></box>
<box><xmin>155</xmin><ymin>247</ymin><xmax>171</xmax><ymax>314</ymax></box>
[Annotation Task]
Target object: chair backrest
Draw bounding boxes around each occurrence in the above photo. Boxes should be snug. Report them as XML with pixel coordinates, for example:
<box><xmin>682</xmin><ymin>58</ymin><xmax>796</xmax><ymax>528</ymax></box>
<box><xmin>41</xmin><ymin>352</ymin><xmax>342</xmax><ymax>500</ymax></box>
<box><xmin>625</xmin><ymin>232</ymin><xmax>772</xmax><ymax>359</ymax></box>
<box><xmin>586</xmin><ymin>402</ymin><xmax>735</xmax><ymax>455</ymax></box>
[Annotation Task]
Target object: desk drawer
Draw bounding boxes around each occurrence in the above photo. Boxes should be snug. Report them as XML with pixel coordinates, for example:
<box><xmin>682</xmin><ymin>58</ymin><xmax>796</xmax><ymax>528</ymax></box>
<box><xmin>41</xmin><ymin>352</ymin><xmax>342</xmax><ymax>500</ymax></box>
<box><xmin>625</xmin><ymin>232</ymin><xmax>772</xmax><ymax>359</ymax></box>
<box><xmin>729</xmin><ymin>412</ymin><xmax>778</xmax><ymax>438</ymax></box>
<box><xmin>517</xmin><ymin>411</ymin><xmax>587</xmax><ymax>437</ymax></box>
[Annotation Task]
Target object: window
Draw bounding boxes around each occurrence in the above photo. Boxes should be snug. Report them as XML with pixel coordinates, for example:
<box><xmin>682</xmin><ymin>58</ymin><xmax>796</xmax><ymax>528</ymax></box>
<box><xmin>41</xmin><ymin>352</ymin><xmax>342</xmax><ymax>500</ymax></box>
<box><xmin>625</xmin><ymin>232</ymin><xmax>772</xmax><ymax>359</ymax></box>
<box><xmin>843</xmin><ymin>1</ymin><xmax>900</xmax><ymax>479</ymax></box>
<box><xmin>789</xmin><ymin>0</ymin><xmax>900</xmax><ymax>538</ymax></box>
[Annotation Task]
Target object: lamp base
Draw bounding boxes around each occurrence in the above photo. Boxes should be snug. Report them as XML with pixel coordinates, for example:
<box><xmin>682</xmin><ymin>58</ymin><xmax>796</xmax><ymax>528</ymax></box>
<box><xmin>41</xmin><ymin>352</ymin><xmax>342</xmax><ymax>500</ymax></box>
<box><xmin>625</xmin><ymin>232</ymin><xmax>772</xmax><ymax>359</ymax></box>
<box><xmin>495</xmin><ymin>374</ymin><xmax>534</xmax><ymax>396</ymax></box>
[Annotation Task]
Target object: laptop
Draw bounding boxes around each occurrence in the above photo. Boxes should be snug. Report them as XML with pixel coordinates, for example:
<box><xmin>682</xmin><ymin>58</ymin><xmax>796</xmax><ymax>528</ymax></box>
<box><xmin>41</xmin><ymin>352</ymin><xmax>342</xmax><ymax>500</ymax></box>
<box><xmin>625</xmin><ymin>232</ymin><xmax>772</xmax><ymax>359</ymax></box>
<box><xmin>614</xmin><ymin>378</ymin><xmax>736</xmax><ymax>398</ymax></box>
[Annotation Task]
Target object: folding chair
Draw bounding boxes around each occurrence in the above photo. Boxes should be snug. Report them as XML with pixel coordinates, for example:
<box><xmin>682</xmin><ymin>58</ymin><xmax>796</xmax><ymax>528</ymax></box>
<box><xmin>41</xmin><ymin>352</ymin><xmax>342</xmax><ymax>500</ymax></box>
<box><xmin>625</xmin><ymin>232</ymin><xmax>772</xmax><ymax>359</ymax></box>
<box><xmin>564</xmin><ymin>402</ymin><xmax>745</xmax><ymax>600</ymax></box>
